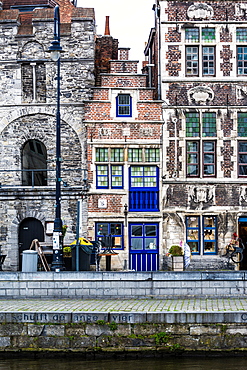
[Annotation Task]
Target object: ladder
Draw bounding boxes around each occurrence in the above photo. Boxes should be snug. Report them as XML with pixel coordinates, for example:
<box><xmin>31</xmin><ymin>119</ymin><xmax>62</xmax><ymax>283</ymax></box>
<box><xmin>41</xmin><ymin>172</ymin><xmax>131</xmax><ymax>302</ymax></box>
<box><xmin>30</xmin><ymin>239</ymin><xmax>50</xmax><ymax>272</ymax></box>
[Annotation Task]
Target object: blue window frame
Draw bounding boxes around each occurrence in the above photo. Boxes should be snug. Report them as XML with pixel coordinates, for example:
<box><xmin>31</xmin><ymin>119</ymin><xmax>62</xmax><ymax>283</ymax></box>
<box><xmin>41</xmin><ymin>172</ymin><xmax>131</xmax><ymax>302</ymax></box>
<box><xmin>96</xmin><ymin>165</ymin><xmax>123</xmax><ymax>189</ymax></box>
<box><xmin>129</xmin><ymin>166</ymin><xmax>159</xmax><ymax>211</ymax></box>
<box><xmin>186</xmin><ymin>216</ymin><xmax>217</xmax><ymax>255</ymax></box>
<box><xmin>96</xmin><ymin>222</ymin><xmax>123</xmax><ymax>249</ymax></box>
<box><xmin>116</xmin><ymin>94</ymin><xmax>132</xmax><ymax>117</ymax></box>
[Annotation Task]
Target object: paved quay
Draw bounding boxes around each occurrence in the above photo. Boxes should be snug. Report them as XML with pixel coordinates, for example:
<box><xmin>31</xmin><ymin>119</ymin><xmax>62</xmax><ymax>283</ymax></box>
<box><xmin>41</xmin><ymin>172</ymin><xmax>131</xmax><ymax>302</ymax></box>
<box><xmin>0</xmin><ymin>297</ymin><xmax>247</xmax><ymax>313</ymax></box>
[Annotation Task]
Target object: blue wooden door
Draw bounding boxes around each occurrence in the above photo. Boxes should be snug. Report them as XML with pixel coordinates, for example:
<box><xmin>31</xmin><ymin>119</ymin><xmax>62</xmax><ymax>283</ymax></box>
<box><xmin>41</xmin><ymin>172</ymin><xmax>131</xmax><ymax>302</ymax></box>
<box><xmin>129</xmin><ymin>223</ymin><xmax>159</xmax><ymax>271</ymax></box>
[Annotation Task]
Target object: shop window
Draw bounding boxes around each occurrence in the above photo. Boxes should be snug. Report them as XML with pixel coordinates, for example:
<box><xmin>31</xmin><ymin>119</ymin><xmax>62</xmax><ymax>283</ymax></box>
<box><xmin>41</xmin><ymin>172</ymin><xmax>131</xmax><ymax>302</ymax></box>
<box><xmin>186</xmin><ymin>216</ymin><xmax>217</xmax><ymax>255</ymax></box>
<box><xmin>96</xmin><ymin>222</ymin><xmax>123</xmax><ymax>249</ymax></box>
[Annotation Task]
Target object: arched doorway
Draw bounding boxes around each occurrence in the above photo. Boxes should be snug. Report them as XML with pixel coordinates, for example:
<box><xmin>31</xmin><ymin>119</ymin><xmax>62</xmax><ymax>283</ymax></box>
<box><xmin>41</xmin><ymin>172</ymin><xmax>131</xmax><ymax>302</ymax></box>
<box><xmin>22</xmin><ymin>139</ymin><xmax>47</xmax><ymax>186</ymax></box>
<box><xmin>18</xmin><ymin>218</ymin><xmax>44</xmax><ymax>270</ymax></box>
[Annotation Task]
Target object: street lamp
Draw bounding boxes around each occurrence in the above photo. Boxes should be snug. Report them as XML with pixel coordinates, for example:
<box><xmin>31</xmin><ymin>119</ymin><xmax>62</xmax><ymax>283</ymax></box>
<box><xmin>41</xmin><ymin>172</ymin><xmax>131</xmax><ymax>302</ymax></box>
<box><xmin>49</xmin><ymin>5</ymin><xmax>64</xmax><ymax>271</ymax></box>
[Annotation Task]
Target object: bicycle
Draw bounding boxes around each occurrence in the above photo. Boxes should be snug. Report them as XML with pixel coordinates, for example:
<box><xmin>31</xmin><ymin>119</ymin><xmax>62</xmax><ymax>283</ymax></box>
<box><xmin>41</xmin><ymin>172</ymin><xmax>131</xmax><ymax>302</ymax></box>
<box><xmin>223</xmin><ymin>239</ymin><xmax>245</xmax><ymax>264</ymax></box>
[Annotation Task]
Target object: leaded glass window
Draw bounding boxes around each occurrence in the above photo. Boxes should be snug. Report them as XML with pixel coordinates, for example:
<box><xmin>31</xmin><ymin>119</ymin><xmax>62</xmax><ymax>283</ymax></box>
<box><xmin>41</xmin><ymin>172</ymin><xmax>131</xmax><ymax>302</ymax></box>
<box><xmin>145</xmin><ymin>148</ymin><xmax>160</xmax><ymax>162</ymax></box>
<box><xmin>96</xmin><ymin>148</ymin><xmax>108</xmax><ymax>162</ymax></box>
<box><xmin>111</xmin><ymin>148</ymin><xmax>124</xmax><ymax>162</ymax></box>
<box><xmin>185</xmin><ymin>28</ymin><xmax>199</xmax><ymax>42</ymax></box>
<box><xmin>186</xmin><ymin>112</ymin><xmax>200</xmax><ymax>137</ymax></box>
<box><xmin>128</xmin><ymin>148</ymin><xmax>142</xmax><ymax>162</ymax></box>
<box><xmin>237</xmin><ymin>28</ymin><xmax>247</xmax><ymax>42</ymax></box>
<box><xmin>238</xmin><ymin>113</ymin><xmax>247</xmax><ymax>137</ymax></box>
<box><xmin>202</xmin><ymin>112</ymin><xmax>216</xmax><ymax>137</ymax></box>
<box><xmin>202</xmin><ymin>28</ymin><xmax>215</xmax><ymax>42</ymax></box>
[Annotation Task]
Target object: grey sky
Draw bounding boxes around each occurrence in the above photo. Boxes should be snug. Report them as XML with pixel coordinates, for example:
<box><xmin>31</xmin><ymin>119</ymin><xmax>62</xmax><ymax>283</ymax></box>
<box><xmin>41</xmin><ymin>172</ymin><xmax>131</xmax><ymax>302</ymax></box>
<box><xmin>78</xmin><ymin>0</ymin><xmax>155</xmax><ymax>67</ymax></box>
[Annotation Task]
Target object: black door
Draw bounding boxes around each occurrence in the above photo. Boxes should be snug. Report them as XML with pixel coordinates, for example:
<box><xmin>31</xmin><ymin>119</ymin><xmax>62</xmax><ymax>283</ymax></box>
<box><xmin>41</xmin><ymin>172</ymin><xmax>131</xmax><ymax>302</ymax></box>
<box><xmin>18</xmin><ymin>218</ymin><xmax>44</xmax><ymax>270</ymax></box>
<box><xmin>239</xmin><ymin>221</ymin><xmax>247</xmax><ymax>270</ymax></box>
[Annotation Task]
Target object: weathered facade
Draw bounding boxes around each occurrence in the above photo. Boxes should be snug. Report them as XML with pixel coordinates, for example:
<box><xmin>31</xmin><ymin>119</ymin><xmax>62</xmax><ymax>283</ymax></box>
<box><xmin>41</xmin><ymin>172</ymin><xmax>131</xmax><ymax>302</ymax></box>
<box><xmin>145</xmin><ymin>0</ymin><xmax>247</xmax><ymax>270</ymax></box>
<box><xmin>0</xmin><ymin>0</ymin><xmax>95</xmax><ymax>270</ymax></box>
<box><xmin>85</xmin><ymin>43</ymin><xmax>163</xmax><ymax>271</ymax></box>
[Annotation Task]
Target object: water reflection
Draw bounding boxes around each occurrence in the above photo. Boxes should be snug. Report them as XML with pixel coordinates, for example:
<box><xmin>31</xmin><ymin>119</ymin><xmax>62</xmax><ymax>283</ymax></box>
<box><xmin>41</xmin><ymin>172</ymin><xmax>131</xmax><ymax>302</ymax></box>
<box><xmin>0</xmin><ymin>357</ymin><xmax>247</xmax><ymax>370</ymax></box>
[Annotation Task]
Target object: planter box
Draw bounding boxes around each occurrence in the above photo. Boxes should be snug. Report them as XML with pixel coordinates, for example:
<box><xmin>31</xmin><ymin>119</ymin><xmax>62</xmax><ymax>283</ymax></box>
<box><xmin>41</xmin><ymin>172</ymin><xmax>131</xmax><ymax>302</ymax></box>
<box><xmin>167</xmin><ymin>256</ymin><xmax>184</xmax><ymax>271</ymax></box>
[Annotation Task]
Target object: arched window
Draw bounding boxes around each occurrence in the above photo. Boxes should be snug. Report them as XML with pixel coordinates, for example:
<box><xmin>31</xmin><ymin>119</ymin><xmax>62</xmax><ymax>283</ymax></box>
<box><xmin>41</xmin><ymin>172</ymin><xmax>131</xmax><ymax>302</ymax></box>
<box><xmin>22</xmin><ymin>139</ymin><xmax>47</xmax><ymax>186</ymax></box>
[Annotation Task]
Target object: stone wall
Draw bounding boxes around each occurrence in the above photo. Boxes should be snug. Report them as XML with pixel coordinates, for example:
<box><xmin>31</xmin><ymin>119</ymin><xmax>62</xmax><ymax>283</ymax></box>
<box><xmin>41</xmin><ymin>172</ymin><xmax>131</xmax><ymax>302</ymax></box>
<box><xmin>0</xmin><ymin>271</ymin><xmax>246</xmax><ymax>298</ymax></box>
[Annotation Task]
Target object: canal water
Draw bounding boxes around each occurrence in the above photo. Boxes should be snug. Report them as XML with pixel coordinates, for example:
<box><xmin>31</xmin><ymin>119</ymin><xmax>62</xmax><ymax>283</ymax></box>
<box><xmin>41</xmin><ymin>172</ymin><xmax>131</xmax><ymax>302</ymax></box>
<box><xmin>0</xmin><ymin>357</ymin><xmax>246</xmax><ymax>370</ymax></box>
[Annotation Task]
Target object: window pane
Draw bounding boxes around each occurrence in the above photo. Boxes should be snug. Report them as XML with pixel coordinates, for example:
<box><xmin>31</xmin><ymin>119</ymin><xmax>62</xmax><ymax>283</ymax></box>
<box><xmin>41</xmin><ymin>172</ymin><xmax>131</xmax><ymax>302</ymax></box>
<box><xmin>97</xmin><ymin>223</ymin><xmax>108</xmax><ymax>236</ymax></box>
<box><xmin>110</xmin><ymin>223</ymin><xmax>122</xmax><ymax>235</ymax></box>
<box><xmin>145</xmin><ymin>225</ymin><xmax>157</xmax><ymax>236</ymax></box>
<box><xmin>203</xmin><ymin>141</ymin><xmax>215</xmax><ymax>176</ymax></box>
<box><xmin>186</xmin><ymin>112</ymin><xmax>199</xmax><ymax>137</ymax></box>
<box><xmin>186</xmin><ymin>216</ymin><xmax>200</xmax><ymax>254</ymax></box>
<box><xmin>145</xmin><ymin>238</ymin><xmax>157</xmax><ymax>250</ymax></box>
<box><xmin>145</xmin><ymin>148</ymin><xmax>160</xmax><ymax>162</ymax></box>
<box><xmin>128</xmin><ymin>148</ymin><xmax>142</xmax><ymax>162</ymax></box>
<box><xmin>96</xmin><ymin>148</ymin><xmax>108</xmax><ymax>162</ymax></box>
<box><xmin>111</xmin><ymin>148</ymin><xmax>124</xmax><ymax>162</ymax></box>
<box><xmin>188</xmin><ymin>217</ymin><xmax>199</xmax><ymax>228</ymax></box>
<box><xmin>237</xmin><ymin>28</ymin><xmax>247</xmax><ymax>42</ymax></box>
<box><xmin>96</xmin><ymin>165</ymin><xmax>108</xmax><ymax>188</ymax></box>
<box><xmin>202</xmin><ymin>112</ymin><xmax>216</xmax><ymax>137</ymax></box>
<box><xmin>188</xmin><ymin>241</ymin><xmax>199</xmax><ymax>253</ymax></box>
<box><xmin>131</xmin><ymin>225</ymin><xmax>142</xmax><ymax>237</ymax></box>
<box><xmin>117</xmin><ymin>94</ymin><xmax>131</xmax><ymax>117</ymax></box>
<box><xmin>111</xmin><ymin>165</ymin><xmax>123</xmax><ymax>188</ymax></box>
<box><xmin>187</xmin><ymin>141</ymin><xmax>199</xmax><ymax>176</ymax></box>
<box><xmin>202</xmin><ymin>47</ymin><xmax>215</xmax><ymax>75</ymax></box>
<box><xmin>186</xmin><ymin>47</ymin><xmax>198</xmax><ymax>75</ymax></box>
<box><xmin>238</xmin><ymin>113</ymin><xmax>247</xmax><ymax>137</ymax></box>
<box><xmin>185</xmin><ymin>28</ymin><xmax>199</xmax><ymax>42</ymax></box>
<box><xmin>202</xmin><ymin>28</ymin><xmax>215</xmax><ymax>42</ymax></box>
<box><xmin>237</xmin><ymin>47</ymin><xmax>247</xmax><ymax>75</ymax></box>
<box><xmin>239</xmin><ymin>142</ymin><xmax>247</xmax><ymax>176</ymax></box>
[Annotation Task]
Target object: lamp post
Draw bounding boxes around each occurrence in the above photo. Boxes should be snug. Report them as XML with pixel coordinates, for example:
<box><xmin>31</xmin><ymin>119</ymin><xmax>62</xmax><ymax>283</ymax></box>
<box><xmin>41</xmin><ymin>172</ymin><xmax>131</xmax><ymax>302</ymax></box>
<box><xmin>49</xmin><ymin>5</ymin><xmax>64</xmax><ymax>271</ymax></box>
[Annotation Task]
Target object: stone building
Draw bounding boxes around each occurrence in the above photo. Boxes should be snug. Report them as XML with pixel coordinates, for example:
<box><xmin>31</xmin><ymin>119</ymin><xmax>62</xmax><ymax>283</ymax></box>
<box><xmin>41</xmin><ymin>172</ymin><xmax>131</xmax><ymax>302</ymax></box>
<box><xmin>0</xmin><ymin>0</ymin><xmax>95</xmax><ymax>270</ymax></box>
<box><xmin>85</xmin><ymin>35</ymin><xmax>163</xmax><ymax>271</ymax></box>
<box><xmin>144</xmin><ymin>0</ymin><xmax>247</xmax><ymax>270</ymax></box>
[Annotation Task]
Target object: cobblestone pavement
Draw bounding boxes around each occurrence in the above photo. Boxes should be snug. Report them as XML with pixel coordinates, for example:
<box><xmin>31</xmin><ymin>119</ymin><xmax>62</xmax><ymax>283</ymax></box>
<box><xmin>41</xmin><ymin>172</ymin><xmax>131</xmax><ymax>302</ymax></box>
<box><xmin>0</xmin><ymin>298</ymin><xmax>246</xmax><ymax>312</ymax></box>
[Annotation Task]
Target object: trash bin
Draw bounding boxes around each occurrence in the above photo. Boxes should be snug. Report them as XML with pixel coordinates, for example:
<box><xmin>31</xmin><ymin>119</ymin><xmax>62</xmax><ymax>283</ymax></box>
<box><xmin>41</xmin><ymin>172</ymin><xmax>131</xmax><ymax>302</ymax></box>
<box><xmin>71</xmin><ymin>244</ymin><xmax>93</xmax><ymax>271</ymax></box>
<box><xmin>22</xmin><ymin>250</ymin><xmax>38</xmax><ymax>272</ymax></box>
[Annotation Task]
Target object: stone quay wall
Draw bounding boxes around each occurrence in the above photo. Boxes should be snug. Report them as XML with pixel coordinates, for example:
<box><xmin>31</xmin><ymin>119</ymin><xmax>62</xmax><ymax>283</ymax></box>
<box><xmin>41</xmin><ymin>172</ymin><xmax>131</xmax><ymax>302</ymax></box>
<box><xmin>1</xmin><ymin>314</ymin><xmax>247</xmax><ymax>356</ymax></box>
<box><xmin>0</xmin><ymin>271</ymin><xmax>247</xmax><ymax>299</ymax></box>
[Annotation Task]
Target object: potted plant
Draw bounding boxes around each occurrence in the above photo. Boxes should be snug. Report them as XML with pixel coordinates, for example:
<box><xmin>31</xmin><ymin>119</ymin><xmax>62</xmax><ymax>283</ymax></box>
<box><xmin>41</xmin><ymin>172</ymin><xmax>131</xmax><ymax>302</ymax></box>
<box><xmin>167</xmin><ymin>245</ymin><xmax>184</xmax><ymax>271</ymax></box>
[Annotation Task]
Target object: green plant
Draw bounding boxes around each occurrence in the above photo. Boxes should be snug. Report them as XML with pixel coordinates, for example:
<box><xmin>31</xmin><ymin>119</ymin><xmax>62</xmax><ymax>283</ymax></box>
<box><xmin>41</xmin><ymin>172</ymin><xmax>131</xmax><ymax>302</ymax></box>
<box><xmin>152</xmin><ymin>332</ymin><xmax>170</xmax><ymax>345</ymax></box>
<box><xmin>168</xmin><ymin>245</ymin><xmax>183</xmax><ymax>256</ymax></box>
<box><xmin>96</xmin><ymin>320</ymin><xmax>106</xmax><ymax>325</ymax></box>
<box><xmin>108</xmin><ymin>322</ymin><xmax>118</xmax><ymax>331</ymax></box>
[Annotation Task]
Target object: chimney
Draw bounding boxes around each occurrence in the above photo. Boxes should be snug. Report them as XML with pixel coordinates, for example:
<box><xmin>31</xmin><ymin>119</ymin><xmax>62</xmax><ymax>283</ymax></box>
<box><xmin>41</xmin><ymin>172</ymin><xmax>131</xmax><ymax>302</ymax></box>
<box><xmin>104</xmin><ymin>15</ymin><xmax>110</xmax><ymax>35</ymax></box>
<box><xmin>119</xmin><ymin>48</ymin><xmax>130</xmax><ymax>60</ymax></box>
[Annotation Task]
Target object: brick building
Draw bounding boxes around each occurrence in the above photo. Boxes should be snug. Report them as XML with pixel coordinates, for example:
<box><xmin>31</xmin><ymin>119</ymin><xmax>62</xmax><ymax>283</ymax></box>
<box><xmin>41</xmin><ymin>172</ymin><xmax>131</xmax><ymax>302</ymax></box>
<box><xmin>85</xmin><ymin>35</ymin><xmax>163</xmax><ymax>271</ymax></box>
<box><xmin>144</xmin><ymin>0</ymin><xmax>247</xmax><ymax>270</ymax></box>
<box><xmin>0</xmin><ymin>0</ymin><xmax>95</xmax><ymax>270</ymax></box>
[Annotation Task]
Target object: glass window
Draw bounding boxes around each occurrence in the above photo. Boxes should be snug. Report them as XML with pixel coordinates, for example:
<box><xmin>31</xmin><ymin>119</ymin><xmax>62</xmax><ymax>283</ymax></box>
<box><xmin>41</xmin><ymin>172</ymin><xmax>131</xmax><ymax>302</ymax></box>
<box><xmin>202</xmin><ymin>28</ymin><xmax>215</xmax><ymax>42</ymax></box>
<box><xmin>237</xmin><ymin>28</ymin><xmax>247</xmax><ymax>42</ymax></box>
<box><xmin>96</xmin><ymin>148</ymin><xmax>108</xmax><ymax>162</ymax></box>
<box><xmin>186</xmin><ymin>216</ymin><xmax>200</xmax><ymax>254</ymax></box>
<box><xmin>130</xmin><ymin>224</ymin><xmax>158</xmax><ymax>251</ymax></box>
<box><xmin>96</xmin><ymin>165</ymin><xmax>108</xmax><ymax>188</ymax></box>
<box><xmin>186</xmin><ymin>112</ymin><xmax>199</xmax><ymax>137</ymax></box>
<box><xmin>130</xmin><ymin>166</ymin><xmax>157</xmax><ymax>188</ymax></box>
<box><xmin>239</xmin><ymin>142</ymin><xmax>247</xmax><ymax>177</ymax></box>
<box><xmin>202</xmin><ymin>112</ymin><xmax>216</xmax><ymax>137</ymax></box>
<box><xmin>203</xmin><ymin>141</ymin><xmax>216</xmax><ymax>177</ymax></box>
<box><xmin>186</xmin><ymin>46</ymin><xmax>199</xmax><ymax>76</ymax></box>
<box><xmin>22</xmin><ymin>139</ymin><xmax>47</xmax><ymax>186</ymax></box>
<box><xmin>202</xmin><ymin>46</ymin><xmax>215</xmax><ymax>75</ymax></box>
<box><xmin>237</xmin><ymin>47</ymin><xmax>247</xmax><ymax>75</ymax></box>
<box><xmin>116</xmin><ymin>94</ymin><xmax>132</xmax><ymax>117</ymax></box>
<box><xmin>145</xmin><ymin>148</ymin><xmax>160</xmax><ymax>162</ymax></box>
<box><xmin>128</xmin><ymin>148</ymin><xmax>142</xmax><ymax>162</ymax></box>
<box><xmin>111</xmin><ymin>148</ymin><xmax>124</xmax><ymax>162</ymax></box>
<box><xmin>238</xmin><ymin>113</ymin><xmax>247</xmax><ymax>137</ymax></box>
<box><xmin>203</xmin><ymin>216</ymin><xmax>217</xmax><ymax>254</ymax></box>
<box><xmin>185</xmin><ymin>28</ymin><xmax>199</xmax><ymax>42</ymax></box>
<box><xmin>96</xmin><ymin>223</ymin><xmax>123</xmax><ymax>249</ymax></box>
<box><xmin>187</xmin><ymin>141</ymin><xmax>199</xmax><ymax>177</ymax></box>
<box><xmin>111</xmin><ymin>165</ymin><xmax>123</xmax><ymax>188</ymax></box>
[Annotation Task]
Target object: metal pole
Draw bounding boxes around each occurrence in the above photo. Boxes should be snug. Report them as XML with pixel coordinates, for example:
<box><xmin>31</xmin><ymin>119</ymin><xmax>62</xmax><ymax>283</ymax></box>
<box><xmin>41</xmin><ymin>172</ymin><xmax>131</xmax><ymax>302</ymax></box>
<box><xmin>51</xmin><ymin>6</ymin><xmax>64</xmax><ymax>271</ymax></box>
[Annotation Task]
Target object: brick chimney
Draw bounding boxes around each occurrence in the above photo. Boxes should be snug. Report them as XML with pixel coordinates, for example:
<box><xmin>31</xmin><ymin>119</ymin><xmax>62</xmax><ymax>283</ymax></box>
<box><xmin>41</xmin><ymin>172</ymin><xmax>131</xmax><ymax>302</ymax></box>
<box><xmin>119</xmin><ymin>48</ymin><xmax>130</xmax><ymax>60</ymax></box>
<box><xmin>104</xmin><ymin>15</ymin><xmax>110</xmax><ymax>35</ymax></box>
